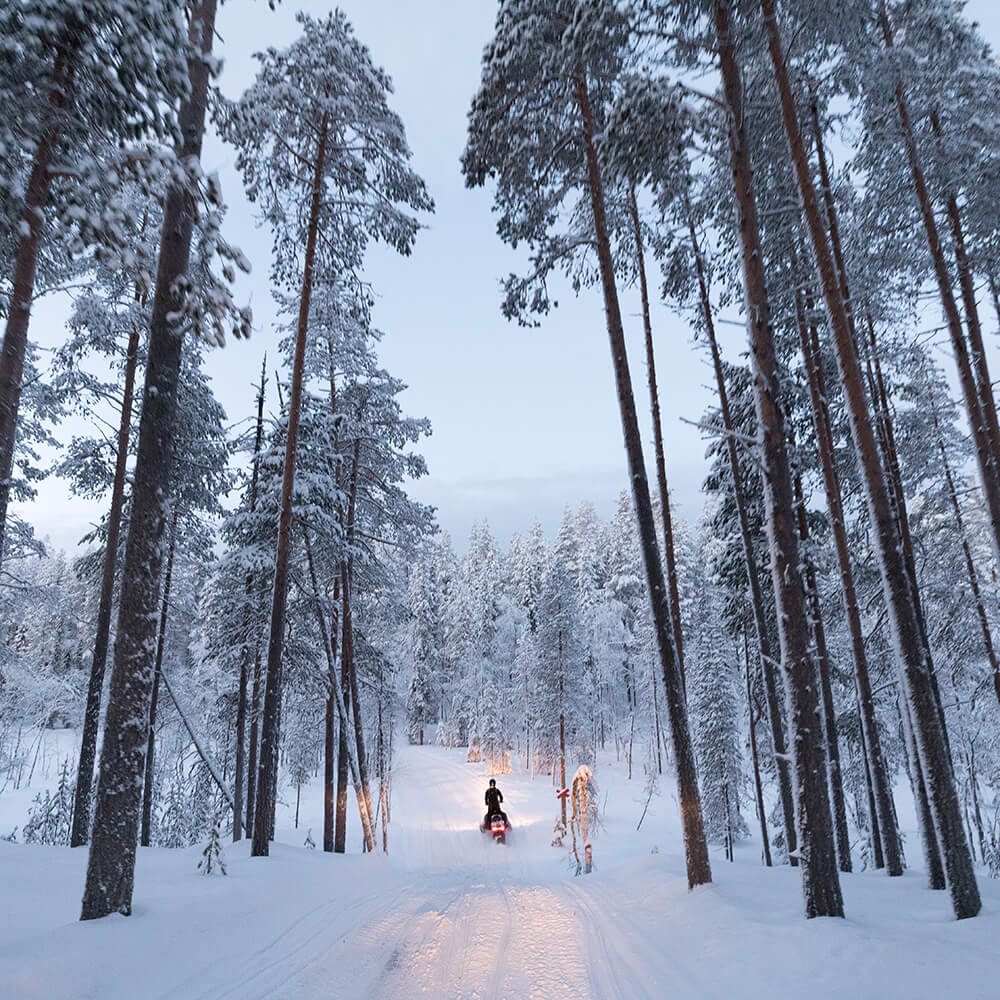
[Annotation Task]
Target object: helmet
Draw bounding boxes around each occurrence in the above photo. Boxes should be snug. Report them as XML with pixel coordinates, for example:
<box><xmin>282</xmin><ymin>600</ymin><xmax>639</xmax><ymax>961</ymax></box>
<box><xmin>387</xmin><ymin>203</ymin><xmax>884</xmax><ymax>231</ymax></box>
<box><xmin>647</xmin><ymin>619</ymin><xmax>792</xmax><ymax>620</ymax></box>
<box><xmin>489</xmin><ymin>779</ymin><xmax>496</xmax><ymax>787</ymax></box>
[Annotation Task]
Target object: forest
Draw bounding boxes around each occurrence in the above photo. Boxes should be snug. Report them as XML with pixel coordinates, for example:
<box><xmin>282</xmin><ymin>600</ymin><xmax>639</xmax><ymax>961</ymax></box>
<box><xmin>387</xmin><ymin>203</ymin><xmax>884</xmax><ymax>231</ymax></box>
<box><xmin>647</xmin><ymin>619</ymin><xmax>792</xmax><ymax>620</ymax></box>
<box><xmin>3</xmin><ymin>0</ymin><xmax>1000</xmax><ymax>995</ymax></box>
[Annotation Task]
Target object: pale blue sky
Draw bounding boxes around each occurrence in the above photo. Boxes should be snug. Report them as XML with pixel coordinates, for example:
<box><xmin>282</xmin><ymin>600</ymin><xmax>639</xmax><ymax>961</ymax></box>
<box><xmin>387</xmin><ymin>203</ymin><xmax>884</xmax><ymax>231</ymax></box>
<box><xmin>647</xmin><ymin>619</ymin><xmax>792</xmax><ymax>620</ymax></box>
<box><xmin>19</xmin><ymin>0</ymin><xmax>1000</xmax><ymax>555</ymax></box>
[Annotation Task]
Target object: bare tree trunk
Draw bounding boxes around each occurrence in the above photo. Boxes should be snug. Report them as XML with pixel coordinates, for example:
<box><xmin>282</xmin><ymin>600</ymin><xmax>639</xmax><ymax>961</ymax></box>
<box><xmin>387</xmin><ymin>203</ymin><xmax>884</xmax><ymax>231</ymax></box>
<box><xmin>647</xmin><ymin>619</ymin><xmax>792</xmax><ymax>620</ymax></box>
<box><xmin>251</xmin><ymin>111</ymin><xmax>329</xmax><ymax>858</ymax></box>
<box><xmin>629</xmin><ymin>186</ymin><xmax>685</xmax><ymax>685</ymax></box>
<box><xmin>0</xmin><ymin>35</ymin><xmax>75</xmax><ymax>567</ymax></box>
<box><xmin>966</xmin><ymin>746</ymin><xmax>986</xmax><ymax>862</ymax></box>
<box><xmin>377</xmin><ymin>672</ymin><xmax>389</xmax><ymax>854</ymax></box>
<box><xmin>793</xmin><ymin>470</ymin><xmax>852</xmax><ymax>872</ymax></box>
<box><xmin>140</xmin><ymin>511</ymin><xmax>177</xmax><ymax>848</ymax></box>
<box><xmin>559</xmin><ymin>660</ymin><xmax>567</xmax><ymax>827</ymax></box>
<box><xmin>728</xmin><ymin>788</ymin><xmax>735</xmax><ymax>865</ymax></box>
<box><xmin>324</xmin><ymin>354</ymin><xmax>341</xmax><ymax>853</ymax></box>
<box><xmin>899</xmin><ymin>694</ymin><xmax>946</xmax><ymax>889</ymax></box>
<box><xmin>651</xmin><ymin>664</ymin><xmax>663</xmax><ymax>775</ymax></box>
<box><xmin>335</xmin><ymin>435</ymin><xmax>364</xmax><ymax>852</ymax></box>
<box><xmin>574</xmin><ymin>70</ymin><xmax>710</xmax><ymax>889</ymax></box>
<box><xmin>858</xmin><ymin>718</ymin><xmax>885</xmax><ymax>869</ymax></box>
<box><xmin>795</xmin><ymin>292</ymin><xmax>902</xmax><ymax>875</ymax></box>
<box><xmin>234</xmin><ymin>357</ymin><xmax>267</xmax><ymax>842</ymax></box>
<box><xmin>691</xmin><ymin>215</ymin><xmax>797</xmax><ymax>863</ymax></box>
<box><xmin>81</xmin><ymin>0</ymin><xmax>218</xmax><ymax>921</ymax></box>
<box><xmin>324</xmin><ymin>578</ymin><xmax>340</xmax><ymax>852</ymax></box>
<box><xmin>381</xmin><ymin>778</ymin><xmax>389</xmax><ymax>855</ymax></box>
<box><xmin>234</xmin><ymin>660</ymin><xmax>248</xmax><ymax>838</ymax></box>
<box><xmin>764</xmin><ymin>0</ymin><xmax>978</xmax><ymax>917</ymax></box>
<box><xmin>245</xmin><ymin>643</ymin><xmax>262</xmax><ymax>839</ymax></box>
<box><xmin>744</xmin><ymin>629</ymin><xmax>772</xmax><ymax>867</ymax></box>
<box><xmin>341</xmin><ymin>561</ymin><xmax>373</xmax><ymax>846</ymax></box>
<box><xmin>717</xmin><ymin>0</ymin><xmax>842</xmax><ymax>917</ymax></box>
<box><xmin>342</xmin><ymin>440</ymin><xmax>375</xmax><ymax>837</ymax></box>
<box><xmin>303</xmin><ymin>531</ymin><xmax>375</xmax><ymax>852</ymax></box>
<box><xmin>71</xmin><ymin>323</ymin><xmax>141</xmax><ymax>847</ymax></box>
<box><xmin>334</xmin><ymin>621</ymin><xmax>351</xmax><ymax>853</ymax></box>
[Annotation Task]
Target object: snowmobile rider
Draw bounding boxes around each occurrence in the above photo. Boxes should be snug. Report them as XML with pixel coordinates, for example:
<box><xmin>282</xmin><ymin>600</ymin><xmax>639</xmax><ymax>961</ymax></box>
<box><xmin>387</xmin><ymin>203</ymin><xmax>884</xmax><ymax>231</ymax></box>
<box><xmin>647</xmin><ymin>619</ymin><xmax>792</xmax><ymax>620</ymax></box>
<box><xmin>484</xmin><ymin>778</ymin><xmax>508</xmax><ymax>828</ymax></box>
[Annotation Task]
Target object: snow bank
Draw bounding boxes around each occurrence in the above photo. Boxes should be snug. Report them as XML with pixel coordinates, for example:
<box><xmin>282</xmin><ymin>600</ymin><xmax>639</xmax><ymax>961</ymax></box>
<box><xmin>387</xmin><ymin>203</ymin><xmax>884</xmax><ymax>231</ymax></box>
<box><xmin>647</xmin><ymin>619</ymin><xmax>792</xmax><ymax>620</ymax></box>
<box><xmin>1</xmin><ymin>741</ymin><xmax>998</xmax><ymax>999</ymax></box>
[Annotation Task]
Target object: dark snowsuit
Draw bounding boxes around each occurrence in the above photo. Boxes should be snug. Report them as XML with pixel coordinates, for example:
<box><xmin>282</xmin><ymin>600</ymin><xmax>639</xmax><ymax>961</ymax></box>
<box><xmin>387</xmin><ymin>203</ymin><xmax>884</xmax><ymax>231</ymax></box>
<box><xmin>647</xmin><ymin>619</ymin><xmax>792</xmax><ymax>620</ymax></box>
<box><xmin>484</xmin><ymin>786</ymin><xmax>507</xmax><ymax>828</ymax></box>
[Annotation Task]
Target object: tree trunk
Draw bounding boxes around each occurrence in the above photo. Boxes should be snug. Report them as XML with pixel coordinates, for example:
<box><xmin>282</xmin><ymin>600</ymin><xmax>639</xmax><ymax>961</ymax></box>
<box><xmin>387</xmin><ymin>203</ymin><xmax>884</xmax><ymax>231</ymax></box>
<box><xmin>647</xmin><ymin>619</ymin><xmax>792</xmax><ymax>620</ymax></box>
<box><xmin>71</xmin><ymin>323</ymin><xmax>142</xmax><ymax>847</ymax></box>
<box><xmin>341</xmin><ymin>560</ymin><xmax>374</xmax><ymax>846</ymax></box>
<box><xmin>377</xmin><ymin>672</ymin><xmax>390</xmax><ymax>854</ymax></box>
<box><xmin>559</xmin><ymin>661</ymin><xmax>567</xmax><ymax>828</ymax></box>
<box><xmin>858</xmin><ymin>718</ymin><xmax>885</xmax><ymax>870</ymax></box>
<box><xmin>0</xmin><ymin>36</ymin><xmax>75</xmax><ymax>567</ymax></box>
<box><xmin>794</xmin><ymin>291</ymin><xmax>902</xmax><ymax>875</ymax></box>
<box><xmin>690</xmin><ymin>215</ymin><xmax>797</xmax><ymax>863</ymax></box>
<box><xmin>81</xmin><ymin>0</ymin><xmax>218</xmax><ymax>921</ymax></box>
<box><xmin>324</xmin><ymin>352</ymin><xmax>341</xmax><ymax>853</ymax></box>
<box><xmin>302</xmin><ymin>532</ymin><xmax>375</xmax><ymax>852</ymax></box>
<box><xmin>793</xmin><ymin>471</ymin><xmax>852</xmax><ymax>872</ymax></box>
<box><xmin>140</xmin><ymin>511</ymin><xmax>177</xmax><ymax>847</ymax></box>
<box><xmin>717</xmin><ymin>0</ymin><xmax>842</xmax><ymax>918</ymax></box>
<box><xmin>233</xmin><ymin>357</ymin><xmax>267</xmax><ymax>842</ymax></box>
<box><xmin>764</xmin><ymin>0</ymin><xmax>978</xmax><ymax>918</ymax></box>
<box><xmin>651</xmin><ymin>662</ymin><xmax>663</xmax><ymax>775</ymax></box>
<box><xmin>251</xmin><ymin>111</ymin><xmax>329</xmax><ymax>858</ymax></box>
<box><xmin>573</xmin><ymin>69</ymin><xmax>710</xmax><ymax>890</ymax></box>
<box><xmin>899</xmin><ymin>694</ymin><xmax>947</xmax><ymax>889</ymax></box>
<box><xmin>744</xmin><ymin>629</ymin><xmax>772</xmax><ymax>867</ymax></box>
<box><xmin>966</xmin><ymin>746</ymin><xmax>986</xmax><ymax>862</ymax></box>
<box><xmin>629</xmin><ymin>186</ymin><xmax>685</xmax><ymax>685</ymax></box>
<box><xmin>245</xmin><ymin>643</ymin><xmax>262</xmax><ymax>840</ymax></box>
<box><xmin>336</xmin><ymin>436</ymin><xmax>364</xmax><ymax>852</ymax></box>
<box><xmin>334</xmin><ymin>630</ymin><xmax>351</xmax><ymax>853</ymax></box>
<box><xmin>342</xmin><ymin>439</ymin><xmax>375</xmax><ymax>836</ymax></box>
<box><xmin>234</xmin><ymin>656</ymin><xmax>248</xmax><ymax>839</ymax></box>
<box><xmin>324</xmin><ymin>578</ymin><xmax>340</xmax><ymax>852</ymax></box>
<box><xmin>380</xmin><ymin>777</ymin><xmax>389</xmax><ymax>855</ymax></box>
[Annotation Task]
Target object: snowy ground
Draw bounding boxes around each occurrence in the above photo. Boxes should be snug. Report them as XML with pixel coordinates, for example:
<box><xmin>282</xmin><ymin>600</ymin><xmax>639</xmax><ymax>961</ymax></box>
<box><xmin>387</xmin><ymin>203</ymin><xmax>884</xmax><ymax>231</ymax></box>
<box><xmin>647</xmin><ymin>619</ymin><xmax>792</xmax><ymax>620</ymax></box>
<box><xmin>2</xmin><ymin>733</ymin><xmax>999</xmax><ymax>999</ymax></box>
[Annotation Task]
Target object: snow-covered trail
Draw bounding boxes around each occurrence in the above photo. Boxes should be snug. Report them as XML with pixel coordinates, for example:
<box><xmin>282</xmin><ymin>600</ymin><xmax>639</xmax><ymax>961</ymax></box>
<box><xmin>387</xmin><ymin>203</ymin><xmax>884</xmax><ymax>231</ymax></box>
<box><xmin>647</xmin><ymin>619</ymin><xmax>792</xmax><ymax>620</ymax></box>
<box><xmin>278</xmin><ymin>743</ymin><xmax>611</xmax><ymax>1000</ymax></box>
<box><xmin>4</xmin><ymin>736</ymin><xmax>1000</xmax><ymax>999</ymax></box>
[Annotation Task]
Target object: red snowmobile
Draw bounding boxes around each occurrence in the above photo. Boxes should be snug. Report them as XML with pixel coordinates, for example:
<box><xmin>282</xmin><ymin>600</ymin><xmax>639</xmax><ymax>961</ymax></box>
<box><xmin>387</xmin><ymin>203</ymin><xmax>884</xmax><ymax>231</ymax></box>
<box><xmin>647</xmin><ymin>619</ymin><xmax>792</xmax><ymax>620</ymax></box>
<box><xmin>482</xmin><ymin>812</ymin><xmax>509</xmax><ymax>844</ymax></box>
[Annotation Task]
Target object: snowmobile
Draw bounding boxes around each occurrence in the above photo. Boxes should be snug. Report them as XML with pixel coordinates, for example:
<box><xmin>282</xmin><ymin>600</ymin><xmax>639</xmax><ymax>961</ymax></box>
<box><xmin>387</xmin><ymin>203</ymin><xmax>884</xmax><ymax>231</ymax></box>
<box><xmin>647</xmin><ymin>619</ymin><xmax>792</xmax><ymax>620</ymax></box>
<box><xmin>481</xmin><ymin>812</ymin><xmax>509</xmax><ymax>844</ymax></box>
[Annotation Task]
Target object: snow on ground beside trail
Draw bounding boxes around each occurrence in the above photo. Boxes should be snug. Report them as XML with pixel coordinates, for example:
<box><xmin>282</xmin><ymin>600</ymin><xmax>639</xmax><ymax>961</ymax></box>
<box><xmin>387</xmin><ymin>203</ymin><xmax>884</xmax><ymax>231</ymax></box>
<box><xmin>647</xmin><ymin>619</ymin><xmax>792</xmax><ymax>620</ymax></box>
<box><xmin>1</xmin><ymin>734</ymin><xmax>999</xmax><ymax>999</ymax></box>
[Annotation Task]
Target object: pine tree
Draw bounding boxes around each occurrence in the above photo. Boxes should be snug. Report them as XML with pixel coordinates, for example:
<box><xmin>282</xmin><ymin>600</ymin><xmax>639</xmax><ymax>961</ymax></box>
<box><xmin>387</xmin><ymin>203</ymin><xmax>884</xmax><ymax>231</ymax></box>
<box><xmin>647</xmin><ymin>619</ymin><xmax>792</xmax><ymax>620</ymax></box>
<box><xmin>757</xmin><ymin>0</ymin><xmax>979</xmax><ymax>919</ymax></box>
<box><xmin>82</xmin><ymin>0</ymin><xmax>247</xmax><ymax>922</ymax></box>
<box><xmin>536</xmin><ymin>552</ymin><xmax>587</xmax><ymax>824</ymax></box>
<box><xmin>0</xmin><ymin>0</ymin><xmax>192</xmax><ymax>566</ymax></box>
<box><xmin>218</xmin><ymin>10</ymin><xmax>430</xmax><ymax>858</ymax></box>
<box><xmin>198</xmin><ymin>814</ymin><xmax>227</xmax><ymax>876</ymax></box>
<box><xmin>405</xmin><ymin>556</ymin><xmax>441</xmax><ymax>745</ymax></box>
<box><xmin>463</xmin><ymin>0</ymin><xmax>711</xmax><ymax>889</ymax></box>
